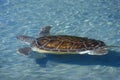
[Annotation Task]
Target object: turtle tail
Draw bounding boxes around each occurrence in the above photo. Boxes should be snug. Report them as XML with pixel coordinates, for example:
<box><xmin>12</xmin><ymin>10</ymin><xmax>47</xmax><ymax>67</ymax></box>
<box><xmin>16</xmin><ymin>35</ymin><xmax>35</xmax><ymax>44</ymax></box>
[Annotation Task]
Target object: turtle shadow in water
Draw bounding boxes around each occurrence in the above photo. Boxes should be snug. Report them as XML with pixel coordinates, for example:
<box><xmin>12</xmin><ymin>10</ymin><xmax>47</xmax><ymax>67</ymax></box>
<box><xmin>35</xmin><ymin>50</ymin><xmax>120</xmax><ymax>67</ymax></box>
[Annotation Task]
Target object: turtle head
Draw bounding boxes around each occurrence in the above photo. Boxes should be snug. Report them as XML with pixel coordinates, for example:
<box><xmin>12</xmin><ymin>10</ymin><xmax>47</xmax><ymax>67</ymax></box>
<box><xmin>91</xmin><ymin>47</ymin><xmax>108</xmax><ymax>55</ymax></box>
<box><xmin>96</xmin><ymin>45</ymin><xmax>120</xmax><ymax>55</ymax></box>
<box><xmin>16</xmin><ymin>35</ymin><xmax>36</xmax><ymax>45</ymax></box>
<box><xmin>88</xmin><ymin>44</ymin><xmax>120</xmax><ymax>55</ymax></box>
<box><xmin>87</xmin><ymin>46</ymin><xmax>108</xmax><ymax>55</ymax></box>
<box><xmin>88</xmin><ymin>45</ymin><xmax>120</xmax><ymax>55</ymax></box>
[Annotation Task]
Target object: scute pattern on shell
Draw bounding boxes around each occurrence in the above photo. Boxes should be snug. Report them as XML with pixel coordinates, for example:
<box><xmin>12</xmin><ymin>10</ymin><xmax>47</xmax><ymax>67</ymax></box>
<box><xmin>36</xmin><ymin>35</ymin><xmax>106</xmax><ymax>52</ymax></box>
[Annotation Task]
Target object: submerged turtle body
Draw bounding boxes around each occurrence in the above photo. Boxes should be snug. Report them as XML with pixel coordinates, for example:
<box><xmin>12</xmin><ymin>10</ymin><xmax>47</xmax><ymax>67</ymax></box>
<box><xmin>17</xmin><ymin>26</ymin><xmax>114</xmax><ymax>56</ymax></box>
<box><xmin>35</xmin><ymin>35</ymin><xmax>106</xmax><ymax>54</ymax></box>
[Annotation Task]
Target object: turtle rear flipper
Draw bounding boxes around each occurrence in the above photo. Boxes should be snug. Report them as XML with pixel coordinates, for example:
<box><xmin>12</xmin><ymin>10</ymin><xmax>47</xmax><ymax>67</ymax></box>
<box><xmin>18</xmin><ymin>47</ymin><xmax>32</xmax><ymax>55</ymax></box>
<box><xmin>39</xmin><ymin>26</ymin><xmax>52</xmax><ymax>37</ymax></box>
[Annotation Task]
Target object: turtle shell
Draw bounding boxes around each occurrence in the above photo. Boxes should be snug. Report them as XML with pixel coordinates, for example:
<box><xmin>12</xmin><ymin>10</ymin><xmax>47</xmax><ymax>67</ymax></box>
<box><xmin>36</xmin><ymin>35</ymin><xmax>106</xmax><ymax>53</ymax></box>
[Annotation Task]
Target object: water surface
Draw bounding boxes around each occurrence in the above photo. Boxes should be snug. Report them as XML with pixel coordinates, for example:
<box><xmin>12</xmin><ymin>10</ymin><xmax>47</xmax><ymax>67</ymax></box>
<box><xmin>0</xmin><ymin>0</ymin><xmax>120</xmax><ymax>80</ymax></box>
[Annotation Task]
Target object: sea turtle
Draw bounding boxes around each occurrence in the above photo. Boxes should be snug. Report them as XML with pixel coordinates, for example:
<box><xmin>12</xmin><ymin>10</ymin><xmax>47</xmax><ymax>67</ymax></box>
<box><xmin>16</xmin><ymin>26</ymin><xmax>118</xmax><ymax>56</ymax></box>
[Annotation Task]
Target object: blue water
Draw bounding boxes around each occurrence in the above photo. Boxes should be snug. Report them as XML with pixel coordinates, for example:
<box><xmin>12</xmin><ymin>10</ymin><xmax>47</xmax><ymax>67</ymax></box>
<box><xmin>0</xmin><ymin>0</ymin><xmax>120</xmax><ymax>80</ymax></box>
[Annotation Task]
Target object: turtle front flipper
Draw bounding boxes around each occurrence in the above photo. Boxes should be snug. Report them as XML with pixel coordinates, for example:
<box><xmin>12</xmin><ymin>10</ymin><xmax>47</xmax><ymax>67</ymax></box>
<box><xmin>18</xmin><ymin>47</ymin><xmax>32</xmax><ymax>55</ymax></box>
<box><xmin>39</xmin><ymin>26</ymin><xmax>52</xmax><ymax>37</ymax></box>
